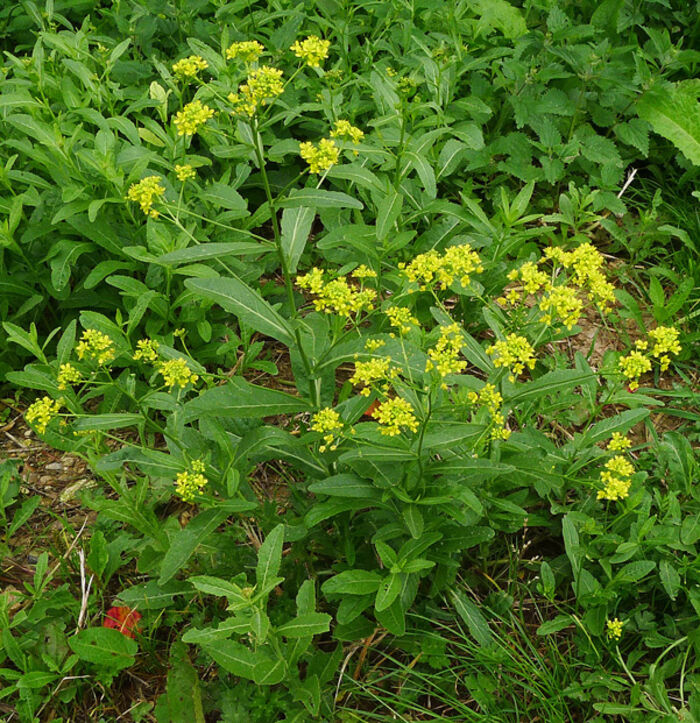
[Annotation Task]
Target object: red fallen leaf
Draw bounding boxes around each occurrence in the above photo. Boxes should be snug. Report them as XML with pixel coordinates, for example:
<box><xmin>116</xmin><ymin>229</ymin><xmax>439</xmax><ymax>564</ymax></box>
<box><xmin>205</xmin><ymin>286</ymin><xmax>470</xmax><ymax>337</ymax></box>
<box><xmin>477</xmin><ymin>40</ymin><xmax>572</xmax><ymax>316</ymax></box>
<box><xmin>103</xmin><ymin>606</ymin><xmax>142</xmax><ymax>639</ymax></box>
<box><xmin>363</xmin><ymin>399</ymin><xmax>381</xmax><ymax>417</ymax></box>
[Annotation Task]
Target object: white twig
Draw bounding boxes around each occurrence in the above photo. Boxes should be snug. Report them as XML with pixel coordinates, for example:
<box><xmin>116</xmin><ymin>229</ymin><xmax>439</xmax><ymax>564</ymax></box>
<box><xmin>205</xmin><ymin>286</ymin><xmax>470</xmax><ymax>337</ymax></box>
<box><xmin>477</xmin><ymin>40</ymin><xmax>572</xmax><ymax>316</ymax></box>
<box><xmin>76</xmin><ymin>548</ymin><xmax>94</xmax><ymax>630</ymax></box>
<box><xmin>617</xmin><ymin>167</ymin><xmax>637</xmax><ymax>198</ymax></box>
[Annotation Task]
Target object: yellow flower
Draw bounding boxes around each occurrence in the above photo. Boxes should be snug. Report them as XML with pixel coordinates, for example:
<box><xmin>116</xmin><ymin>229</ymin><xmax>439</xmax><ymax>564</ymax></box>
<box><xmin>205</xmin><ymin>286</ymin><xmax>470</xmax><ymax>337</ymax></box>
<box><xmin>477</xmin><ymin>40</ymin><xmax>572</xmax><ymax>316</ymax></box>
<box><xmin>468</xmin><ymin>383</ymin><xmax>510</xmax><ymax>440</ymax></box>
<box><xmin>173</xmin><ymin>100</ymin><xmax>215</xmax><ymax>136</ymax></box>
<box><xmin>175</xmin><ymin>164</ymin><xmax>196</xmax><ymax>182</ymax></box>
<box><xmin>350</xmin><ymin>357</ymin><xmax>397</xmax><ymax>396</ymax></box>
<box><xmin>299</xmin><ymin>138</ymin><xmax>339</xmax><ymax>173</ymax></box>
<box><xmin>175</xmin><ymin>459</ymin><xmax>207</xmax><ymax>502</ymax></box>
<box><xmin>310</xmin><ymin>407</ymin><xmax>344</xmax><ymax>452</ymax></box>
<box><xmin>606</xmin><ymin>618</ymin><xmax>624</xmax><ymax>641</ymax></box>
<box><xmin>228</xmin><ymin>66</ymin><xmax>284</xmax><ymax>116</ymax></box>
<box><xmin>426</xmin><ymin>323</ymin><xmax>466</xmax><ymax>382</ymax></box>
<box><xmin>607</xmin><ymin>432</ymin><xmax>631</xmax><ymax>452</ymax></box>
<box><xmin>225</xmin><ymin>40</ymin><xmax>264</xmax><ymax>63</ymax></box>
<box><xmin>172</xmin><ymin>55</ymin><xmax>208</xmax><ymax>78</ymax></box>
<box><xmin>386</xmin><ymin>306</ymin><xmax>418</xmax><ymax>335</ymax></box>
<box><xmin>351</xmin><ymin>264</ymin><xmax>376</xmax><ymax>279</ymax></box>
<box><xmin>486</xmin><ymin>334</ymin><xmax>536</xmax><ymax>383</ymax></box>
<box><xmin>597</xmin><ymin>455</ymin><xmax>635</xmax><ymax>502</ymax></box>
<box><xmin>290</xmin><ymin>35</ymin><xmax>330</xmax><ymax>67</ymax></box>
<box><xmin>26</xmin><ymin>396</ymin><xmax>62</xmax><ymax>434</ymax></box>
<box><xmin>364</xmin><ymin>338</ymin><xmax>386</xmax><ymax>352</ymax></box>
<box><xmin>133</xmin><ymin>338</ymin><xmax>160</xmax><ymax>362</ymax></box>
<box><xmin>399</xmin><ymin>244</ymin><xmax>483</xmax><ymax>290</ymax></box>
<box><xmin>297</xmin><ymin>268</ymin><xmax>374</xmax><ymax>317</ymax></box>
<box><xmin>618</xmin><ymin>350</ymin><xmax>651</xmax><ymax>391</ymax></box>
<box><xmin>509</xmin><ymin>261</ymin><xmax>549</xmax><ymax>295</ymax></box>
<box><xmin>157</xmin><ymin>358</ymin><xmax>199</xmax><ymax>388</ymax></box>
<box><xmin>539</xmin><ymin>285</ymin><xmax>583</xmax><ymax>330</ymax></box>
<box><xmin>57</xmin><ymin>363</ymin><xmax>80</xmax><ymax>390</ymax></box>
<box><xmin>372</xmin><ymin>397</ymin><xmax>419</xmax><ymax>436</ymax></box>
<box><xmin>330</xmin><ymin>120</ymin><xmax>364</xmax><ymax>154</ymax></box>
<box><xmin>648</xmin><ymin>326</ymin><xmax>681</xmax><ymax>371</ymax></box>
<box><xmin>126</xmin><ymin>175</ymin><xmax>165</xmax><ymax>218</ymax></box>
<box><xmin>76</xmin><ymin>329</ymin><xmax>115</xmax><ymax>365</ymax></box>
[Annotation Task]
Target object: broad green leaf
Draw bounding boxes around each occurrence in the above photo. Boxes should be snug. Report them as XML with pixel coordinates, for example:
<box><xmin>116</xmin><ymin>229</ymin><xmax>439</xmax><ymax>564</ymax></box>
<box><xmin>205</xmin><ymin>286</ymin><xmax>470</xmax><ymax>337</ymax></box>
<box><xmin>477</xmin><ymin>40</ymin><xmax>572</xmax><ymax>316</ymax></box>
<box><xmin>322</xmin><ymin>570</ymin><xmax>383</xmax><ymax>596</ymax></box>
<box><xmin>537</xmin><ymin>614</ymin><xmax>574</xmax><ymax>636</ymax></box>
<box><xmin>614</xmin><ymin>560</ymin><xmax>656</xmax><ymax>583</ymax></box>
<box><xmin>117</xmin><ymin>580</ymin><xmax>192</xmax><ymax>610</ymax></box>
<box><xmin>256</xmin><ymin>524</ymin><xmax>285</xmax><ymax>591</ymax></box>
<box><xmin>253</xmin><ymin>656</ymin><xmax>286</xmax><ymax>686</ymax></box>
<box><xmin>159</xmin><ymin>509</ymin><xmax>229</xmax><ymax>585</ymax></box>
<box><xmin>68</xmin><ymin>628</ymin><xmax>137</xmax><ymax>670</ymax></box>
<box><xmin>190</xmin><ymin>576</ymin><xmax>245</xmax><ymax>602</ymax></box>
<box><xmin>658</xmin><ymin>560</ymin><xmax>680</xmax><ymax>600</ymax></box>
<box><xmin>509</xmin><ymin>370</ymin><xmax>595</xmax><ymax>403</ymax></box>
<box><xmin>450</xmin><ymin>590</ymin><xmax>492</xmax><ymax>646</ymax></box>
<box><xmin>681</xmin><ymin>514</ymin><xmax>700</xmax><ymax>545</ymax></box>
<box><xmin>472</xmin><ymin>0</ymin><xmax>527</xmax><ymax>39</ymax></box>
<box><xmin>376</xmin><ymin>190</ymin><xmax>403</xmax><ymax>240</ymax></box>
<box><xmin>375</xmin><ymin>574</ymin><xmax>402</xmax><ymax>612</ymax></box>
<box><xmin>165</xmin><ymin>642</ymin><xmax>205</xmax><ymax>723</ymax></box>
<box><xmin>375</xmin><ymin>597</ymin><xmax>406</xmax><ymax>636</ymax></box>
<box><xmin>637</xmin><ymin>80</ymin><xmax>700</xmax><ymax>166</ymax></box>
<box><xmin>307</xmin><ymin>474</ymin><xmax>381</xmax><ymax>499</ymax></box>
<box><xmin>186</xmin><ymin>275</ymin><xmax>295</xmax><ymax>346</ymax></box>
<box><xmin>156</xmin><ymin>242</ymin><xmax>272</xmax><ymax>266</ymax></box>
<box><xmin>281</xmin><ymin>206</ymin><xmax>315</xmax><ymax>274</ymax></box>
<box><xmin>578</xmin><ymin>408</ymin><xmax>650</xmax><ymax>448</ymax></box>
<box><xmin>200</xmin><ymin>183</ymin><xmax>247</xmax><ymax>213</ymax></box>
<box><xmin>184</xmin><ymin>377</ymin><xmax>312</xmax><ymax>422</ymax></box>
<box><xmin>279</xmin><ymin>189</ymin><xmax>363</xmax><ymax>209</ymax></box>
<box><xmin>276</xmin><ymin>613</ymin><xmax>331</xmax><ymax>638</ymax></box>
<box><xmin>73</xmin><ymin>414</ymin><xmax>143</xmax><ymax>431</ymax></box>
<box><xmin>201</xmin><ymin>640</ymin><xmax>256</xmax><ymax>679</ymax></box>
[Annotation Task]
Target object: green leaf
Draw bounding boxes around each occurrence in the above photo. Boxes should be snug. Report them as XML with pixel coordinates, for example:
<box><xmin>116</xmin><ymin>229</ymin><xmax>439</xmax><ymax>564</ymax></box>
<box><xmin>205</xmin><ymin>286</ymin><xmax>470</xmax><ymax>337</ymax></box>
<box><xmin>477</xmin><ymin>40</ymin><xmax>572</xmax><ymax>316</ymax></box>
<box><xmin>73</xmin><ymin>414</ymin><xmax>143</xmax><ymax>431</ymax></box>
<box><xmin>375</xmin><ymin>597</ymin><xmax>406</xmax><ymax>636</ymax></box>
<box><xmin>253</xmin><ymin>656</ymin><xmax>286</xmax><ymax>686</ymax></box>
<box><xmin>165</xmin><ymin>642</ymin><xmax>205</xmax><ymax>723</ymax></box>
<box><xmin>659</xmin><ymin>560</ymin><xmax>680</xmax><ymax>601</ymax></box>
<box><xmin>68</xmin><ymin>628</ymin><xmax>137</xmax><ymax>670</ymax></box>
<box><xmin>201</xmin><ymin>640</ymin><xmax>256</xmax><ymax>680</ymax></box>
<box><xmin>281</xmin><ymin>206</ymin><xmax>315</xmax><ymax>274</ymax></box>
<box><xmin>279</xmin><ymin>189</ymin><xmax>363</xmax><ymax>209</ymax></box>
<box><xmin>159</xmin><ymin>509</ymin><xmax>228</xmax><ymax>585</ymax></box>
<box><xmin>614</xmin><ymin>560</ymin><xmax>656</xmax><ymax>583</ymax></box>
<box><xmin>322</xmin><ymin>570</ymin><xmax>383</xmax><ymax>596</ymax></box>
<box><xmin>578</xmin><ymin>409</ymin><xmax>650</xmax><ymax>448</ymax></box>
<box><xmin>200</xmin><ymin>183</ymin><xmax>247</xmax><ymax>213</ymax></box>
<box><xmin>307</xmin><ymin>474</ymin><xmax>381</xmax><ymax>499</ymax></box>
<box><xmin>681</xmin><ymin>514</ymin><xmax>700</xmax><ymax>545</ymax></box>
<box><xmin>190</xmin><ymin>576</ymin><xmax>245</xmax><ymax>603</ymax></box>
<box><xmin>509</xmin><ymin>370</ymin><xmax>595</xmax><ymax>403</ymax></box>
<box><xmin>184</xmin><ymin>377</ymin><xmax>312</xmax><ymax>422</ymax></box>
<box><xmin>277</xmin><ymin>612</ymin><xmax>331</xmax><ymax>638</ymax></box>
<box><xmin>375</xmin><ymin>574</ymin><xmax>402</xmax><ymax>612</ymax></box>
<box><xmin>376</xmin><ymin>190</ymin><xmax>403</xmax><ymax>241</ymax></box>
<box><xmin>156</xmin><ymin>242</ymin><xmax>272</xmax><ymax>266</ymax></box>
<box><xmin>450</xmin><ymin>590</ymin><xmax>492</xmax><ymax>646</ymax></box>
<box><xmin>256</xmin><ymin>524</ymin><xmax>285</xmax><ymax>592</ymax></box>
<box><xmin>637</xmin><ymin>80</ymin><xmax>700</xmax><ymax>166</ymax></box>
<box><xmin>471</xmin><ymin>0</ymin><xmax>527</xmax><ymax>39</ymax></box>
<box><xmin>186</xmin><ymin>275</ymin><xmax>295</xmax><ymax>346</ymax></box>
<box><xmin>537</xmin><ymin>614</ymin><xmax>574</xmax><ymax>636</ymax></box>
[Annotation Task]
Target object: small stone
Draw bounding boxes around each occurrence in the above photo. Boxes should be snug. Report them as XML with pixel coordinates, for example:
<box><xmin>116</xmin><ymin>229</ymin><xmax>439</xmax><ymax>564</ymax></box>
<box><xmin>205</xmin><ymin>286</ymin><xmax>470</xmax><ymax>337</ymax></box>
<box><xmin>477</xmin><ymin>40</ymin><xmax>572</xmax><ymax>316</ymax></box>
<box><xmin>45</xmin><ymin>462</ymin><xmax>63</xmax><ymax>471</ymax></box>
<box><xmin>39</xmin><ymin>474</ymin><xmax>52</xmax><ymax>484</ymax></box>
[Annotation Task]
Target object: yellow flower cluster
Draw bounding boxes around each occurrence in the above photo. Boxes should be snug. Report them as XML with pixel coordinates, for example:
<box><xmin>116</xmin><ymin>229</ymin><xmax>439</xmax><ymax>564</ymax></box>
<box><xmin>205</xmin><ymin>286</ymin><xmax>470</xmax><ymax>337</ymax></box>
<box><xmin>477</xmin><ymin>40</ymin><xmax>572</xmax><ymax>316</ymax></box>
<box><xmin>597</xmin><ymin>455</ymin><xmax>635</xmax><ymax>502</ymax></box>
<box><xmin>539</xmin><ymin>285</ymin><xmax>584</xmax><ymax>330</ymax></box>
<box><xmin>372</xmin><ymin>397</ymin><xmax>419</xmax><ymax>436</ymax></box>
<box><xmin>76</xmin><ymin>329</ymin><xmax>116</xmax><ymax>365</ymax></box>
<box><xmin>351</xmin><ymin>264</ymin><xmax>376</xmax><ymax>279</ymax></box>
<box><xmin>486</xmin><ymin>334</ymin><xmax>536</xmax><ymax>382</ymax></box>
<box><xmin>386</xmin><ymin>306</ymin><xmax>418</xmax><ymax>335</ymax></box>
<box><xmin>296</xmin><ymin>268</ymin><xmax>375</xmax><ymax>317</ymax></box>
<box><xmin>175</xmin><ymin>164</ymin><xmax>196</xmax><ymax>182</ymax></box>
<box><xmin>290</xmin><ymin>36</ymin><xmax>330</xmax><ymax>67</ymax></box>
<box><xmin>299</xmin><ymin>138</ymin><xmax>339</xmax><ymax>173</ymax></box>
<box><xmin>331</xmin><ymin>120</ymin><xmax>364</xmax><ymax>145</ymax></box>
<box><xmin>364</xmin><ymin>338</ymin><xmax>386</xmax><ymax>352</ymax></box>
<box><xmin>175</xmin><ymin>460</ymin><xmax>207</xmax><ymax>503</ymax></box>
<box><xmin>467</xmin><ymin>383</ymin><xmax>511</xmax><ymax>440</ymax></box>
<box><xmin>173</xmin><ymin>100</ymin><xmax>215</xmax><ymax>136</ymax></box>
<box><xmin>26</xmin><ymin>396</ymin><xmax>62</xmax><ymax>434</ymax></box>
<box><xmin>507</xmin><ymin>262</ymin><xmax>549</xmax><ymax>295</ymax></box>
<box><xmin>228</xmin><ymin>66</ymin><xmax>284</xmax><ymax>116</ymax></box>
<box><xmin>126</xmin><ymin>176</ymin><xmax>165</xmax><ymax>218</ymax></box>
<box><xmin>544</xmin><ymin>243</ymin><xmax>615</xmax><ymax>312</ymax></box>
<box><xmin>310</xmin><ymin>407</ymin><xmax>344</xmax><ymax>452</ymax></box>
<box><xmin>226</xmin><ymin>40</ymin><xmax>264</xmax><ymax>63</ymax></box>
<box><xmin>172</xmin><ymin>55</ymin><xmax>208</xmax><ymax>78</ymax></box>
<box><xmin>648</xmin><ymin>325</ymin><xmax>681</xmax><ymax>371</ymax></box>
<box><xmin>606</xmin><ymin>617</ymin><xmax>624</xmax><ymax>641</ymax></box>
<box><xmin>157</xmin><ymin>358</ymin><xmax>199</xmax><ymax>388</ymax></box>
<box><xmin>607</xmin><ymin>432</ymin><xmax>632</xmax><ymax>452</ymax></box>
<box><xmin>399</xmin><ymin>244</ymin><xmax>483</xmax><ymax>290</ymax></box>
<box><xmin>426</xmin><ymin>323</ymin><xmax>466</xmax><ymax>384</ymax></box>
<box><xmin>133</xmin><ymin>338</ymin><xmax>160</xmax><ymax>362</ymax></box>
<box><xmin>350</xmin><ymin>357</ymin><xmax>398</xmax><ymax>396</ymax></box>
<box><xmin>618</xmin><ymin>347</ymin><xmax>652</xmax><ymax>391</ymax></box>
<box><xmin>57</xmin><ymin>363</ymin><xmax>80</xmax><ymax>390</ymax></box>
